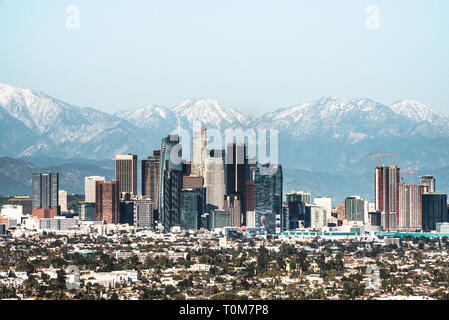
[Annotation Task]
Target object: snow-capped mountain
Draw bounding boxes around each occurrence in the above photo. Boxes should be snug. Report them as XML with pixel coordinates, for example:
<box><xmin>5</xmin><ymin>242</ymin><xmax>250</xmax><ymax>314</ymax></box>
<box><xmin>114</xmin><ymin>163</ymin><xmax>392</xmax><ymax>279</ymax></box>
<box><xmin>253</xmin><ymin>96</ymin><xmax>449</xmax><ymax>142</ymax></box>
<box><xmin>115</xmin><ymin>104</ymin><xmax>178</xmax><ymax>130</ymax></box>
<box><xmin>0</xmin><ymin>83</ymin><xmax>151</xmax><ymax>158</ymax></box>
<box><xmin>172</xmin><ymin>98</ymin><xmax>254</xmax><ymax>129</ymax></box>
<box><xmin>1</xmin><ymin>83</ymin><xmax>449</xmax><ymax>175</ymax></box>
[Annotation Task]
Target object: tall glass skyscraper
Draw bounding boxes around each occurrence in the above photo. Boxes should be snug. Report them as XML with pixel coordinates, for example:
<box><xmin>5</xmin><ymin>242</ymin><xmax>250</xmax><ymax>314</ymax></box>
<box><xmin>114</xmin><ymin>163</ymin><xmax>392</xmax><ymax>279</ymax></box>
<box><xmin>254</xmin><ymin>163</ymin><xmax>282</xmax><ymax>234</ymax></box>
<box><xmin>158</xmin><ymin>135</ymin><xmax>182</xmax><ymax>231</ymax></box>
<box><xmin>180</xmin><ymin>188</ymin><xmax>206</xmax><ymax>230</ymax></box>
<box><xmin>32</xmin><ymin>173</ymin><xmax>59</xmax><ymax>209</ymax></box>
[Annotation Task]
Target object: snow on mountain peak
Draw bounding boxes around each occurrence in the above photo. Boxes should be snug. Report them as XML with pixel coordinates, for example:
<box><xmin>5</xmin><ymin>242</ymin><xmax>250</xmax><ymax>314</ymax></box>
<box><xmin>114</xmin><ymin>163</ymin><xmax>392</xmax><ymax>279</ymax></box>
<box><xmin>389</xmin><ymin>99</ymin><xmax>445</xmax><ymax>123</ymax></box>
<box><xmin>172</xmin><ymin>98</ymin><xmax>253</xmax><ymax>128</ymax></box>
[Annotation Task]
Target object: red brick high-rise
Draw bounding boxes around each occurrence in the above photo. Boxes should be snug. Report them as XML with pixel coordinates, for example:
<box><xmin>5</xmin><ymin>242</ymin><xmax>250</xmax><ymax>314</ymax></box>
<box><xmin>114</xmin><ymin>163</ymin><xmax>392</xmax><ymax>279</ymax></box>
<box><xmin>95</xmin><ymin>181</ymin><xmax>120</xmax><ymax>224</ymax></box>
<box><xmin>375</xmin><ymin>164</ymin><xmax>400</xmax><ymax>230</ymax></box>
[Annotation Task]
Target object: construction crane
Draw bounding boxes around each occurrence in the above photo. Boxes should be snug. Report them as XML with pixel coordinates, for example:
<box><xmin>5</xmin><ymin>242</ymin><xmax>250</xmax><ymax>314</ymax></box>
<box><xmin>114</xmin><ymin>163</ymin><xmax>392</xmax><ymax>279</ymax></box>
<box><xmin>369</xmin><ymin>153</ymin><xmax>400</xmax><ymax>168</ymax></box>
<box><xmin>400</xmin><ymin>169</ymin><xmax>420</xmax><ymax>230</ymax></box>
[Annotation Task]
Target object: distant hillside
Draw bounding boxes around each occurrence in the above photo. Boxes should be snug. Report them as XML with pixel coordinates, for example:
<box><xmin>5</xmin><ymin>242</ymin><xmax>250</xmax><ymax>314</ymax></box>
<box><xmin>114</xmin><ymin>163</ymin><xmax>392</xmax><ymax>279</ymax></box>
<box><xmin>0</xmin><ymin>156</ymin><xmax>114</xmax><ymax>196</ymax></box>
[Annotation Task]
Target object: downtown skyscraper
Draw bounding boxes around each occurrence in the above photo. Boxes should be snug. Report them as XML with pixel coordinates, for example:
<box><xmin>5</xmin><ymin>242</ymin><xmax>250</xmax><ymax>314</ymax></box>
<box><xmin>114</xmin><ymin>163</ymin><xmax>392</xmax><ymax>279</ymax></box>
<box><xmin>142</xmin><ymin>150</ymin><xmax>160</xmax><ymax>213</ymax></box>
<box><xmin>84</xmin><ymin>176</ymin><xmax>105</xmax><ymax>203</ymax></box>
<box><xmin>115</xmin><ymin>154</ymin><xmax>138</xmax><ymax>196</ymax></box>
<box><xmin>254</xmin><ymin>163</ymin><xmax>283</xmax><ymax>234</ymax></box>
<box><xmin>32</xmin><ymin>173</ymin><xmax>59</xmax><ymax>209</ymax></box>
<box><xmin>225</xmin><ymin>143</ymin><xmax>248</xmax><ymax>222</ymax></box>
<box><xmin>191</xmin><ymin>127</ymin><xmax>208</xmax><ymax>177</ymax></box>
<box><xmin>158</xmin><ymin>135</ymin><xmax>183</xmax><ymax>231</ymax></box>
<box><xmin>95</xmin><ymin>180</ymin><xmax>120</xmax><ymax>224</ymax></box>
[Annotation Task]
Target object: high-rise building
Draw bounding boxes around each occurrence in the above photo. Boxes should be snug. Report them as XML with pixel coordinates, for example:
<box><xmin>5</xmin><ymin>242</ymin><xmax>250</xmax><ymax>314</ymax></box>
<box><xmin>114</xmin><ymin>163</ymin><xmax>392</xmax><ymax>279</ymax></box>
<box><xmin>85</xmin><ymin>176</ymin><xmax>105</xmax><ymax>203</ymax></box>
<box><xmin>204</xmin><ymin>155</ymin><xmax>225</xmax><ymax>211</ymax></box>
<box><xmin>399</xmin><ymin>183</ymin><xmax>425</xmax><ymax>229</ymax></box>
<box><xmin>209</xmin><ymin>210</ymin><xmax>231</xmax><ymax>230</ymax></box>
<box><xmin>32</xmin><ymin>173</ymin><xmax>59</xmax><ymax>209</ymax></box>
<box><xmin>115</xmin><ymin>154</ymin><xmax>138</xmax><ymax>196</ymax></box>
<box><xmin>119</xmin><ymin>200</ymin><xmax>135</xmax><ymax>225</ymax></box>
<box><xmin>59</xmin><ymin>190</ymin><xmax>68</xmax><ymax>212</ymax></box>
<box><xmin>80</xmin><ymin>202</ymin><xmax>96</xmax><ymax>221</ymax></box>
<box><xmin>286</xmin><ymin>191</ymin><xmax>311</xmax><ymax>205</ymax></box>
<box><xmin>305</xmin><ymin>205</ymin><xmax>326</xmax><ymax>229</ymax></box>
<box><xmin>254</xmin><ymin>164</ymin><xmax>282</xmax><ymax>234</ymax></box>
<box><xmin>133</xmin><ymin>196</ymin><xmax>154</xmax><ymax>228</ymax></box>
<box><xmin>191</xmin><ymin>127</ymin><xmax>209</xmax><ymax>176</ymax></box>
<box><xmin>420</xmin><ymin>175</ymin><xmax>436</xmax><ymax>193</ymax></box>
<box><xmin>95</xmin><ymin>181</ymin><xmax>120</xmax><ymax>224</ymax></box>
<box><xmin>226</xmin><ymin>143</ymin><xmax>248</xmax><ymax>213</ymax></box>
<box><xmin>345</xmin><ymin>196</ymin><xmax>365</xmax><ymax>222</ymax></box>
<box><xmin>280</xmin><ymin>204</ymin><xmax>289</xmax><ymax>232</ymax></box>
<box><xmin>287</xmin><ymin>198</ymin><xmax>305</xmax><ymax>230</ymax></box>
<box><xmin>158</xmin><ymin>135</ymin><xmax>182</xmax><ymax>230</ymax></box>
<box><xmin>224</xmin><ymin>194</ymin><xmax>242</xmax><ymax>228</ymax></box>
<box><xmin>314</xmin><ymin>197</ymin><xmax>332</xmax><ymax>221</ymax></box>
<box><xmin>142</xmin><ymin>150</ymin><xmax>160</xmax><ymax>211</ymax></box>
<box><xmin>336</xmin><ymin>202</ymin><xmax>345</xmax><ymax>221</ymax></box>
<box><xmin>422</xmin><ymin>193</ymin><xmax>448</xmax><ymax>231</ymax></box>
<box><xmin>162</xmin><ymin>169</ymin><xmax>182</xmax><ymax>231</ymax></box>
<box><xmin>245</xmin><ymin>181</ymin><xmax>255</xmax><ymax>212</ymax></box>
<box><xmin>7</xmin><ymin>196</ymin><xmax>32</xmax><ymax>215</ymax></box>
<box><xmin>375</xmin><ymin>164</ymin><xmax>400</xmax><ymax>230</ymax></box>
<box><xmin>180</xmin><ymin>188</ymin><xmax>206</xmax><ymax>230</ymax></box>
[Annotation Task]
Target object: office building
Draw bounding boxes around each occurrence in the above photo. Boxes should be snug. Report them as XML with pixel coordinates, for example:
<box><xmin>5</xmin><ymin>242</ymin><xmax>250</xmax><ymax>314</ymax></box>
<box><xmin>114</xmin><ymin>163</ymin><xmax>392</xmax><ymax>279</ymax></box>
<box><xmin>399</xmin><ymin>184</ymin><xmax>425</xmax><ymax>229</ymax></box>
<box><xmin>7</xmin><ymin>196</ymin><xmax>32</xmax><ymax>215</ymax></box>
<box><xmin>133</xmin><ymin>196</ymin><xmax>153</xmax><ymax>228</ymax></box>
<box><xmin>32</xmin><ymin>173</ymin><xmax>59</xmax><ymax>209</ymax></box>
<box><xmin>59</xmin><ymin>190</ymin><xmax>68</xmax><ymax>213</ymax></box>
<box><xmin>314</xmin><ymin>197</ymin><xmax>332</xmax><ymax>221</ymax></box>
<box><xmin>226</xmin><ymin>143</ymin><xmax>248</xmax><ymax>213</ymax></box>
<box><xmin>336</xmin><ymin>202</ymin><xmax>345</xmax><ymax>221</ymax></box>
<box><xmin>224</xmin><ymin>194</ymin><xmax>242</xmax><ymax>228</ymax></box>
<box><xmin>115</xmin><ymin>154</ymin><xmax>138</xmax><ymax>196</ymax></box>
<box><xmin>191</xmin><ymin>127</ymin><xmax>209</xmax><ymax>176</ymax></box>
<box><xmin>254</xmin><ymin>164</ymin><xmax>282</xmax><ymax>234</ymax></box>
<box><xmin>162</xmin><ymin>169</ymin><xmax>182</xmax><ymax>231</ymax></box>
<box><xmin>85</xmin><ymin>176</ymin><xmax>105</xmax><ymax>203</ymax></box>
<box><xmin>180</xmin><ymin>188</ymin><xmax>206</xmax><ymax>230</ymax></box>
<box><xmin>95</xmin><ymin>181</ymin><xmax>120</xmax><ymax>224</ymax></box>
<box><xmin>204</xmin><ymin>156</ymin><xmax>225</xmax><ymax>211</ymax></box>
<box><xmin>1</xmin><ymin>205</ymin><xmax>23</xmax><ymax>221</ymax></box>
<box><xmin>420</xmin><ymin>175</ymin><xmax>436</xmax><ymax>193</ymax></box>
<box><xmin>375</xmin><ymin>164</ymin><xmax>400</xmax><ymax>230</ymax></box>
<box><xmin>286</xmin><ymin>191</ymin><xmax>311</xmax><ymax>205</ymax></box>
<box><xmin>142</xmin><ymin>150</ymin><xmax>160</xmax><ymax>211</ymax></box>
<box><xmin>287</xmin><ymin>197</ymin><xmax>305</xmax><ymax>230</ymax></box>
<box><xmin>80</xmin><ymin>202</ymin><xmax>96</xmax><ymax>221</ymax></box>
<box><xmin>305</xmin><ymin>205</ymin><xmax>326</xmax><ymax>229</ymax></box>
<box><xmin>422</xmin><ymin>193</ymin><xmax>448</xmax><ymax>231</ymax></box>
<box><xmin>158</xmin><ymin>135</ymin><xmax>182</xmax><ymax>230</ymax></box>
<box><xmin>210</xmin><ymin>210</ymin><xmax>231</xmax><ymax>230</ymax></box>
<box><xmin>345</xmin><ymin>196</ymin><xmax>365</xmax><ymax>222</ymax></box>
<box><xmin>245</xmin><ymin>181</ymin><xmax>255</xmax><ymax>212</ymax></box>
<box><xmin>119</xmin><ymin>200</ymin><xmax>134</xmax><ymax>225</ymax></box>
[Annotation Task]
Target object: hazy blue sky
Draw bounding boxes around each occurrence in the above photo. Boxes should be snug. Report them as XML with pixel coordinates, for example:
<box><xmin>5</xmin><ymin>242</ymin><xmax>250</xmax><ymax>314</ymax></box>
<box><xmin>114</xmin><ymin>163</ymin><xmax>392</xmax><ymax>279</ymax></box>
<box><xmin>1</xmin><ymin>0</ymin><xmax>448</xmax><ymax>115</ymax></box>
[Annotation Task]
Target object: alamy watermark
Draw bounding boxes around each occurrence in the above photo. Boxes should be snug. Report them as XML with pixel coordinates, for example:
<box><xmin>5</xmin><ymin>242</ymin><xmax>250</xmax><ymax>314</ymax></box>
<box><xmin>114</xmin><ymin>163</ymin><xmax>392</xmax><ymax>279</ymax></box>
<box><xmin>65</xmin><ymin>5</ymin><xmax>80</xmax><ymax>30</ymax></box>
<box><xmin>65</xmin><ymin>265</ymin><xmax>81</xmax><ymax>289</ymax></box>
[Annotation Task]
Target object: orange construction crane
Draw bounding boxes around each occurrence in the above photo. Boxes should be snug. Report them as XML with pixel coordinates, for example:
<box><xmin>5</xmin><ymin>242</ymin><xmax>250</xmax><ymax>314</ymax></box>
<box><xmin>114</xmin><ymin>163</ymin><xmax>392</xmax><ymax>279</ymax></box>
<box><xmin>369</xmin><ymin>153</ymin><xmax>400</xmax><ymax>167</ymax></box>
